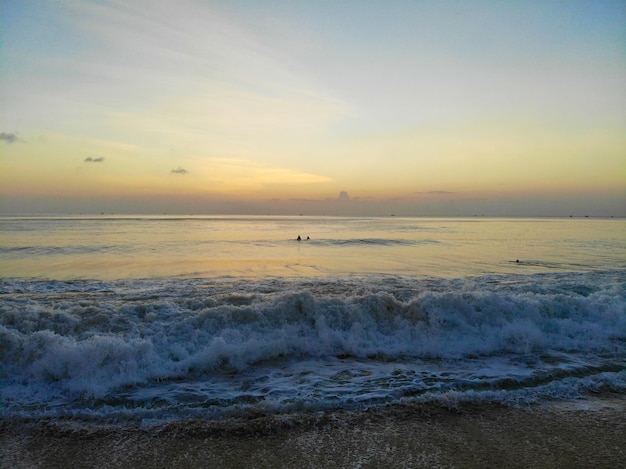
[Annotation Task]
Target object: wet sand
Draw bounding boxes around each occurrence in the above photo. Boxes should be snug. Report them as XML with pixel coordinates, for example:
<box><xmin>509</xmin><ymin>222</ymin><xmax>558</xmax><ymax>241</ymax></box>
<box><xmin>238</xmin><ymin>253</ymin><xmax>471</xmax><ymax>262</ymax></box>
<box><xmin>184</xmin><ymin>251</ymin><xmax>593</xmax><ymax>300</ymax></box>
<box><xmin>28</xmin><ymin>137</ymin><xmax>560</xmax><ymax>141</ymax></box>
<box><xmin>2</xmin><ymin>394</ymin><xmax>625</xmax><ymax>469</ymax></box>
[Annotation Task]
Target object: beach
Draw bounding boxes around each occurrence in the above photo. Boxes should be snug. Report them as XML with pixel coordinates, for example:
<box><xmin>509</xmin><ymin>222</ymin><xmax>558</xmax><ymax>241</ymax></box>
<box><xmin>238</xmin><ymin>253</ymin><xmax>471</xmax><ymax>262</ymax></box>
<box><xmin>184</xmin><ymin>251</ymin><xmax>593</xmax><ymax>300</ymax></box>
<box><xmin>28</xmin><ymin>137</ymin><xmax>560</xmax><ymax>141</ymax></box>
<box><xmin>2</xmin><ymin>393</ymin><xmax>625</xmax><ymax>468</ymax></box>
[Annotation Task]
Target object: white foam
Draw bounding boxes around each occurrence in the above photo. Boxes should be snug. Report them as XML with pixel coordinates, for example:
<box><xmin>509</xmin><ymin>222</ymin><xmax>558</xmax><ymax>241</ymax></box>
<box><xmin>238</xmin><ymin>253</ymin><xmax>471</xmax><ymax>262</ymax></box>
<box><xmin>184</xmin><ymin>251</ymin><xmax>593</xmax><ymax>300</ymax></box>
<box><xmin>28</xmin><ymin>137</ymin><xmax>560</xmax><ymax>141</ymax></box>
<box><xmin>1</xmin><ymin>271</ymin><xmax>624</xmax><ymax>422</ymax></box>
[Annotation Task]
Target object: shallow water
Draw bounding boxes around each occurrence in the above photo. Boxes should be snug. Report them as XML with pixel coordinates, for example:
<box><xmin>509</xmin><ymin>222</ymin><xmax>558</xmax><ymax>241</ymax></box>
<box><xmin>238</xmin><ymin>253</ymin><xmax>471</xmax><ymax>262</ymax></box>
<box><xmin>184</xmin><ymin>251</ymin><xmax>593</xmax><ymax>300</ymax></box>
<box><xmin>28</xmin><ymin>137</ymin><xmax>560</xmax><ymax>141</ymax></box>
<box><xmin>1</xmin><ymin>216</ymin><xmax>625</xmax><ymax>426</ymax></box>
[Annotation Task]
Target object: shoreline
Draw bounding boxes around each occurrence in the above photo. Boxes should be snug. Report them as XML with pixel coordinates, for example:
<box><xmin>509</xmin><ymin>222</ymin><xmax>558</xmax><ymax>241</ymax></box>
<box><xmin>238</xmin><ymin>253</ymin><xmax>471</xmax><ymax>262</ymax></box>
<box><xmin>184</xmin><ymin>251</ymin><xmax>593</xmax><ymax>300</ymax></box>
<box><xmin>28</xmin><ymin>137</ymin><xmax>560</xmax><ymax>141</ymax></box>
<box><xmin>2</xmin><ymin>393</ymin><xmax>625</xmax><ymax>468</ymax></box>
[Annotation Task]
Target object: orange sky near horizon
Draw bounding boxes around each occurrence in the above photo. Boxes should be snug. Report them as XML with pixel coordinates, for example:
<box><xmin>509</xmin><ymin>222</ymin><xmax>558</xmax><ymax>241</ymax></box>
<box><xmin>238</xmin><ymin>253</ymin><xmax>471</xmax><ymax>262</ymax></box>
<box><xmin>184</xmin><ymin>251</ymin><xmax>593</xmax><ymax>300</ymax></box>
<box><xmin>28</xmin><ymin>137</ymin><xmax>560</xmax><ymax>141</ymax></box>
<box><xmin>1</xmin><ymin>0</ymin><xmax>625</xmax><ymax>216</ymax></box>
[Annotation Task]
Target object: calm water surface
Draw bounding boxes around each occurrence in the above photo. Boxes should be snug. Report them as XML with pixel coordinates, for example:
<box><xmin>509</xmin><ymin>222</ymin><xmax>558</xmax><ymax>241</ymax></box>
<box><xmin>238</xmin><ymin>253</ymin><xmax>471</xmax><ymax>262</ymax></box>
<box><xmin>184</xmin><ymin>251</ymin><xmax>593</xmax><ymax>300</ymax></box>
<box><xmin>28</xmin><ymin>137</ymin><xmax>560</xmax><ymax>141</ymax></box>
<box><xmin>1</xmin><ymin>216</ymin><xmax>624</xmax><ymax>279</ymax></box>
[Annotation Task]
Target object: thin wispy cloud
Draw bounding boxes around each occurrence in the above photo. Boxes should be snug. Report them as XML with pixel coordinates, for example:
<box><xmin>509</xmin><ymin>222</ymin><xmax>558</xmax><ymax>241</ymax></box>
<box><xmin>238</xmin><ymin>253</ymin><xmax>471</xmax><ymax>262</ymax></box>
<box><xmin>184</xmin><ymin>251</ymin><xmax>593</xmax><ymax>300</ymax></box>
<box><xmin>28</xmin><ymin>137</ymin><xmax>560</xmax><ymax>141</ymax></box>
<box><xmin>171</xmin><ymin>167</ymin><xmax>188</xmax><ymax>175</ymax></box>
<box><xmin>84</xmin><ymin>157</ymin><xmax>105</xmax><ymax>163</ymax></box>
<box><xmin>1</xmin><ymin>132</ymin><xmax>18</xmax><ymax>143</ymax></box>
<box><xmin>416</xmin><ymin>191</ymin><xmax>456</xmax><ymax>195</ymax></box>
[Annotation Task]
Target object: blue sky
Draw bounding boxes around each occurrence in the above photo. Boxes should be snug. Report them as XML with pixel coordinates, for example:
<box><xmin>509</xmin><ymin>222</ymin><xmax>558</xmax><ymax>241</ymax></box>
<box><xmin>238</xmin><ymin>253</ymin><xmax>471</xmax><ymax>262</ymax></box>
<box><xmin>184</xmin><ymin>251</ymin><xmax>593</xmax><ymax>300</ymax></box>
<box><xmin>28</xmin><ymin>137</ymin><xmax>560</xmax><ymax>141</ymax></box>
<box><xmin>1</xmin><ymin>0</ymin><xmax>625</xmax><ymax>215</ymax></box>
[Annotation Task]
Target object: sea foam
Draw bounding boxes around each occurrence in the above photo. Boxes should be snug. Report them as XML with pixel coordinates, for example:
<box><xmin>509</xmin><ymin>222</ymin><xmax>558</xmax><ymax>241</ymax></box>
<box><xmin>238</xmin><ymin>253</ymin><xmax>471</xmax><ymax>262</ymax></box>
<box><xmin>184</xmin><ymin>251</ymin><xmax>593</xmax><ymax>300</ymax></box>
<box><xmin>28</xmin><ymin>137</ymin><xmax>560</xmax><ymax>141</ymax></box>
<box><xmin>1</xmin><ymin>271</ymin><xmax>624</xmax><ymax>422</ymax></box>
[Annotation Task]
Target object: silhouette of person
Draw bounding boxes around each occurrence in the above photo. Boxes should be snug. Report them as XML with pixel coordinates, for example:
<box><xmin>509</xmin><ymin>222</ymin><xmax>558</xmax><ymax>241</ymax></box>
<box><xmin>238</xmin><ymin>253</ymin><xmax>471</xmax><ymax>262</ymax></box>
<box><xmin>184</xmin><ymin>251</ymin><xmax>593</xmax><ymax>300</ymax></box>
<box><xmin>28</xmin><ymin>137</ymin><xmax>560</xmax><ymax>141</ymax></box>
<box><xmin>297</xmin><ymin>235</ymin><xmax>301</xmax><ymax>241</ymax></box>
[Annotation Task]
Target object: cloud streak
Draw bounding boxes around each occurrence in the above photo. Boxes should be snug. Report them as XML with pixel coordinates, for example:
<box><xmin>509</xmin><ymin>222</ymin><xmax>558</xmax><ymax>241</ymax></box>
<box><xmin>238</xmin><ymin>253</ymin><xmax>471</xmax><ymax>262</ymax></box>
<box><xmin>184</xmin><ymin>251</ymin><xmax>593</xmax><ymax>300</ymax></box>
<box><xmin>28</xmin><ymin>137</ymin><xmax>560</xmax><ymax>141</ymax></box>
<box><xmin>415</xmin><ymin>191</ymin><xmax>456</xmax><ymax>195</ymax></box>
<box><xmin>84</xmin><ymin>157</ymin><xmax>105</xmax><ymax>163</ymax></box>
<box><xmin>1</xmin><ymin>132</ymin><xmax>18</xmax><ymax>143</ymax></box>
<box><xmin>171</xmin><ymin>167</ymin><xmax>188</xmax><ymax>175</ymax></box>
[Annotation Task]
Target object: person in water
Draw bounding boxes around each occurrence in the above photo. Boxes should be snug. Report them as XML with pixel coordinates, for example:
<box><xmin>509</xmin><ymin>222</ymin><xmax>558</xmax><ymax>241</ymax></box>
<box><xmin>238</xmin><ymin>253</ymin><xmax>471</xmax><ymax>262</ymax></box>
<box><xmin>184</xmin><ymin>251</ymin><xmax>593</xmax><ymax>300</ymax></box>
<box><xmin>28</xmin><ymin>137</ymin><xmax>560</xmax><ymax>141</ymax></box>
<box><xmin>297</xmin><ymin>235</ymin><xmax>301</xmax><ymax>241</ymax></box>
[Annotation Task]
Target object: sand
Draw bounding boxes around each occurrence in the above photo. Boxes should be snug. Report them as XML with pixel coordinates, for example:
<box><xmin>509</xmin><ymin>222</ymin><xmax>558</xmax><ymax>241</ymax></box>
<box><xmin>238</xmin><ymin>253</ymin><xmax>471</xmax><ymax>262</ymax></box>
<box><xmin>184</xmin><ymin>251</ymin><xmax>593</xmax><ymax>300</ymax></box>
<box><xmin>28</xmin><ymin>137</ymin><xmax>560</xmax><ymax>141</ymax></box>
<box><xmin>2</xmin><ymin>394</ymin><xmax>625</xmax><ymax>469</ymax></box>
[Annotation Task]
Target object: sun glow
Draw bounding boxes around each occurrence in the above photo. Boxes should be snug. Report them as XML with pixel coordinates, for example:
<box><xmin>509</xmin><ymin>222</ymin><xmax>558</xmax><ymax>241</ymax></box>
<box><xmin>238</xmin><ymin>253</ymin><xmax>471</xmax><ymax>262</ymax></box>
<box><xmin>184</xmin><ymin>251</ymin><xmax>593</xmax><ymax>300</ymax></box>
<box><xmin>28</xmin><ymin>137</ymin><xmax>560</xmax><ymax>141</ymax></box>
<box><xmin>1</xmin><ymin>0</ymin><xmax>624</xmax><ymax>216</ymax></box>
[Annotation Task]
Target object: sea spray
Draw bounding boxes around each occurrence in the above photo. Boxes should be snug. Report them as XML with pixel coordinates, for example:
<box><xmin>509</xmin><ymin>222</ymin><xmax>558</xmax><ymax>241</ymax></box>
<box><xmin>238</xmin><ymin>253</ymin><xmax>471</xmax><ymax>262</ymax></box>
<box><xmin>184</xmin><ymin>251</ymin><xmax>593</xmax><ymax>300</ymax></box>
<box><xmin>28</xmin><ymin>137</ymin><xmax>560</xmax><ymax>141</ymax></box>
<box><xmin>2</xmin><ymin>272</ymin><xmax>624</xmax><ymax>423</ymax></box>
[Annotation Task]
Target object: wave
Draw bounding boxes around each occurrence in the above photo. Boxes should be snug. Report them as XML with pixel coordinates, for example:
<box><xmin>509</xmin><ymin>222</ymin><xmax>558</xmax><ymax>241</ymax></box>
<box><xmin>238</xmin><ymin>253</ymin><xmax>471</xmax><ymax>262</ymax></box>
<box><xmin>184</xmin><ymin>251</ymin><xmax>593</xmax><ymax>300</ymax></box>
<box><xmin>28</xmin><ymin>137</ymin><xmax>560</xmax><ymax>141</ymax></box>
<box><xmin>313</xmin><ymin>238</ymin><xmax>438</xmax><ymax>247</ymax></box>
<box><xmin>1</xmin><ymin>271</ymin><xmax>624</xmax><ymax>422</ymax></box>
<box><xmin>0</xmin><ymin>238</ymin><xmax>435</xmax><ymax>256</ymax></box>
<box><xmin>0</xmin><ymin>245</ymin><xmax>130</xmax><ymax>257</ymax></box>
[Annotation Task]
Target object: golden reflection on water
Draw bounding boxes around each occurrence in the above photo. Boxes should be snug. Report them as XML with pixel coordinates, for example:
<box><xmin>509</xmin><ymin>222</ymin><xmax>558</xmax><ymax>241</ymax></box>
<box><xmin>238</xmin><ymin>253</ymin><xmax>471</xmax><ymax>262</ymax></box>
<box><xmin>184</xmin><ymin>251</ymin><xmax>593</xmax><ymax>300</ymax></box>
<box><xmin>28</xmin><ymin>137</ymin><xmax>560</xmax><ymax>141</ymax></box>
<box><xmin>1</xmin><ymin>216</ymin><xmax>624</xmax><ymax>279</ymax></box>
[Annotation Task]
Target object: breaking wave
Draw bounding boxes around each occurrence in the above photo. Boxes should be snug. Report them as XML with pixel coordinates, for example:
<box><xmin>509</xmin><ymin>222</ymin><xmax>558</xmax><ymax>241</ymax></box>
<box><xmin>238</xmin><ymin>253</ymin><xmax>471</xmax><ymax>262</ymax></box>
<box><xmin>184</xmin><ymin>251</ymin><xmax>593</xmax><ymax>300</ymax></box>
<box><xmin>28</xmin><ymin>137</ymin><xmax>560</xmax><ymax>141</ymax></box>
<box><xmin>1</xmin><ymin>271</ymin><xmax>624</xmax><ymax>423</ymax></box>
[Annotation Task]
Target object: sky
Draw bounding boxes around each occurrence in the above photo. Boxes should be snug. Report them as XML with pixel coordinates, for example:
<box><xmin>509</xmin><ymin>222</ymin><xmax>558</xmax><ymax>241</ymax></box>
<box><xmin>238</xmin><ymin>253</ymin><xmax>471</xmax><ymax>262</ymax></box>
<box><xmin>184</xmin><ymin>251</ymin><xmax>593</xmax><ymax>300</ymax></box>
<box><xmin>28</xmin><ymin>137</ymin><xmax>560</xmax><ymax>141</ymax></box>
<box><xmin>1</xmin><ymin>0</ymin><xmax>625</xmax><ymax>216</ymax></box>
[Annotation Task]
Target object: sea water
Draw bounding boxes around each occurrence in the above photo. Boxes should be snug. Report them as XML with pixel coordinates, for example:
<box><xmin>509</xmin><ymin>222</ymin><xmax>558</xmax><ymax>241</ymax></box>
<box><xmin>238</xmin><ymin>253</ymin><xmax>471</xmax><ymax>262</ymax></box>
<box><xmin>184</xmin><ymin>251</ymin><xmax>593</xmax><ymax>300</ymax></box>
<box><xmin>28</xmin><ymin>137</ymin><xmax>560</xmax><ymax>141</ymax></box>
<box><xmin>1</xmin><ymin>216</ymin><xmax>625</xmax><ymax>426</ymax></box>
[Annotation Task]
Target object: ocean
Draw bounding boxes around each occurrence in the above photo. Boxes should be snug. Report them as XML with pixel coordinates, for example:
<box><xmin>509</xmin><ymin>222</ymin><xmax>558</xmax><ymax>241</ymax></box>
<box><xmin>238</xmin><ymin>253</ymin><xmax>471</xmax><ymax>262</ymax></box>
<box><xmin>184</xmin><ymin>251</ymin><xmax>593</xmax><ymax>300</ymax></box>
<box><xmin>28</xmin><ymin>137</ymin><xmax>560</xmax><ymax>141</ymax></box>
<box><xmin>1</xmin><ymin>216</ymin><xmax>625</xmax><ymax>428</ymax></box>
